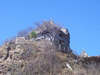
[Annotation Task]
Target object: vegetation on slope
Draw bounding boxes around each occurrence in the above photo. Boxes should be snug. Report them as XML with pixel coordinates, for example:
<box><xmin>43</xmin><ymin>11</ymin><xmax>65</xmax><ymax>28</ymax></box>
<box><xmin>0</xmin><ymin>20</ymin><xmax>100</xmax><ymax>75</ymax></box>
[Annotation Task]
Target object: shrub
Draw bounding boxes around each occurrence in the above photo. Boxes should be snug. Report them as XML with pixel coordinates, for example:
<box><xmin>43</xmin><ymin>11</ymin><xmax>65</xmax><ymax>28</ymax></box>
<box><xmin>29</xmin><ymin>31</ymin><xmax>37</xmax><ymax>39</ymax></box>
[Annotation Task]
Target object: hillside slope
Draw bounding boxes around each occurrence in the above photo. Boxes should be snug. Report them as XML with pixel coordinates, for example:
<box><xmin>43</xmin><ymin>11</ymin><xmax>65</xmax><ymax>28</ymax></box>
<box><xmin>0</xmin><ymin>20</ymin><xmax>100</xmax><ymax>75</ymax></box>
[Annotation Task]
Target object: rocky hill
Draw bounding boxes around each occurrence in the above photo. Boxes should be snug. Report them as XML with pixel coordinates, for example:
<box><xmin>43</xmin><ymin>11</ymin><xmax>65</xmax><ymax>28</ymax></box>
<box><xmin>0</xmin><ymin>20</ymin><xmax>100</xmax><ymax>75</ymax></box>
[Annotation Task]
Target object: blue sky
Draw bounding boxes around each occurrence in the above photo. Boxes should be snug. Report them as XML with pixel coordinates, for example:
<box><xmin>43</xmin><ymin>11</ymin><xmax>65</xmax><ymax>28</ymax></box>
<box><xmin>0</xmin><ymin>0</ymin><xmax>100</xmax><ymax>56</ymax></box>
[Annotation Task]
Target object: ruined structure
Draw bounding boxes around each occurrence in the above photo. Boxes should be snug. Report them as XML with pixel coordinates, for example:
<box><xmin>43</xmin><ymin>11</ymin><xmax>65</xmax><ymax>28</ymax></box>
<box><xmin>15</xmin><ymin>37</ymin><xmax>25</xmax><ymax>44</ymax></box>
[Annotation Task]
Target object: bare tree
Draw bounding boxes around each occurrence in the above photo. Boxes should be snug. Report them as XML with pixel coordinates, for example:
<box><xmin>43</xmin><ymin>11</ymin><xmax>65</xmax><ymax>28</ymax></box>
<box><xmin>17</xmin><ymin>27</ymin><xmax>33</xmax><ymax>39</ymax></box>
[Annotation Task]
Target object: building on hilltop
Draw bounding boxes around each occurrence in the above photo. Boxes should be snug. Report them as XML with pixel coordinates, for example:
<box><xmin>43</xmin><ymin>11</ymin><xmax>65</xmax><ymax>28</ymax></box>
<box><xmin>15</xmin><ymin>37</ymin><xmax>26</xmax><ymax>44</ymax></box>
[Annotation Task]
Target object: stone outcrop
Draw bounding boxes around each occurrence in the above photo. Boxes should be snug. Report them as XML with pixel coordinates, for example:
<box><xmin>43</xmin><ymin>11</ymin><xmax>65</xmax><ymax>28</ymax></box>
<box><xmin>35</xmin><ymin>21</ymin><xmax>71</xmax><ymax>53</ymax></box>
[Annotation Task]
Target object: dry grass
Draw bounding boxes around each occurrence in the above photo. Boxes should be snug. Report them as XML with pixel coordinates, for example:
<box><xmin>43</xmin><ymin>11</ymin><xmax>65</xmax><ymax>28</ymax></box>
<box><xmin>7</xmin><ymin>40</ymin><xmax>100</xmax><ymax>75</ymax></box>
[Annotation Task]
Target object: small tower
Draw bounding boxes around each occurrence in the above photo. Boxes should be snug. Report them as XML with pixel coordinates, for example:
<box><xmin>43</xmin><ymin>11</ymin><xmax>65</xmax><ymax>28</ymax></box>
<box><xmin>80</xmin><ymin>50</ymin><xmax>88</xmax><ymax>57</ymax></box>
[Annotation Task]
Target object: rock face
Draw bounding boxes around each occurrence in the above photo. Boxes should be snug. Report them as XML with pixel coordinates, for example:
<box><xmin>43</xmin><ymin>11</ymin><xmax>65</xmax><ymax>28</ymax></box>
<box><xmin>35</xmin><ymin>21</ymin><xmax>71</xmax><ymax>53</ymax></box>
<box><xmin>54</xmin><ymin>28</ymin><xmax>70</xmax><ymax>53</ymax></box>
